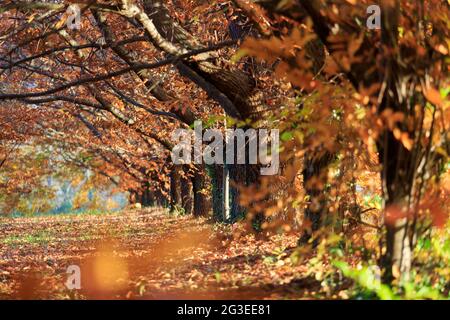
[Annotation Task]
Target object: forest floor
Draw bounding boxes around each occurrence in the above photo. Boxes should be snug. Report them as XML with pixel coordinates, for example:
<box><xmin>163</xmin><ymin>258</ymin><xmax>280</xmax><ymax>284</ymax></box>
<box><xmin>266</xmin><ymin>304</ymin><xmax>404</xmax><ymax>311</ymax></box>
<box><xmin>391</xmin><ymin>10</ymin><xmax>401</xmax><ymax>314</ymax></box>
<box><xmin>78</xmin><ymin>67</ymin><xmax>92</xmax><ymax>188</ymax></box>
<box><xmin>0</xmin><ymin>208</ymin><xmax>346</xmax><ymax>300</ymax></box>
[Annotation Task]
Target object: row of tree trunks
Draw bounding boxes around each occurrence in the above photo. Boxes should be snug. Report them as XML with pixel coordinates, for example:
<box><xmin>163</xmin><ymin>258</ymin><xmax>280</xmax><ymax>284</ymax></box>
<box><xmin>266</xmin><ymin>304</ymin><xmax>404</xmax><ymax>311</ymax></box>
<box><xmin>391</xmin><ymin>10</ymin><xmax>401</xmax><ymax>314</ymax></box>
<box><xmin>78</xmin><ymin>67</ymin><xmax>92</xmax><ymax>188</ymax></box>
<box><xmin>128</xmin><ymin>186</ymin><xmax>156</xmax><ymax>207</ymax></box>
<box><xmin>135</xmin><ymin>0</ymin><xmax>266</xmax><ymax>223</ymax></box>
<box><xmin>170</xmin><ymin>164</ymin><xmax>212</xmax><ymax>217</ymax></box>
<box><xmin>126</xmin><ymin>164</ymin><xmax>211</xmax><ymax>217</ymax></box>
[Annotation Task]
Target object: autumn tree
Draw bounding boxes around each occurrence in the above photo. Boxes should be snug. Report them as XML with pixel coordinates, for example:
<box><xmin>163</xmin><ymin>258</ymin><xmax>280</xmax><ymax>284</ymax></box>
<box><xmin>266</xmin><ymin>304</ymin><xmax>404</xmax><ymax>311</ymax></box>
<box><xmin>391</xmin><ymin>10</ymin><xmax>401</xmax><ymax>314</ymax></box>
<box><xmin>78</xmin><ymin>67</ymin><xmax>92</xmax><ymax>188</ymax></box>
<box><xmin>236</xmin><ymin>0</ymin><xmax>449</xmax><ymax>281</ymax></box>
<box><xmin>0</xmin><ymin>0</ymin><xmax>448</xmax><ymax>284</ymax></box>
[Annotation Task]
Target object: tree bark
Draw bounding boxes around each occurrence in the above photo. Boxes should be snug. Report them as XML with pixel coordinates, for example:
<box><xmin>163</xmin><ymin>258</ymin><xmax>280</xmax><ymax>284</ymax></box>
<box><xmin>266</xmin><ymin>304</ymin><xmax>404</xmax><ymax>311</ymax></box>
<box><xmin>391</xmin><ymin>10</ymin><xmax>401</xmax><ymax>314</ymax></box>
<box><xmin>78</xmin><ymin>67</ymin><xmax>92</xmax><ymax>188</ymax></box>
<box><xmin>192</xmin><ymin>166</ymin><xmax>211</xmax><ymax>217</ymax></box>
<box><xmin>299</xmin><ymin>151</ymin><xmax>334</xmax><ymax>246</ymax></box>
<box><xmin>180</xmin><ymin>167</ymin><xmax>193</xmax><ymax>215</ymax></box>
<box><xmin>379</xmin><ymin>131</ymin><xmax>413</xmax><ymax>281</ymax></box>
<box><xmin>169</xmin><ymin>165</ymin><xmax>182</xmax><ymax>212</ymax></box>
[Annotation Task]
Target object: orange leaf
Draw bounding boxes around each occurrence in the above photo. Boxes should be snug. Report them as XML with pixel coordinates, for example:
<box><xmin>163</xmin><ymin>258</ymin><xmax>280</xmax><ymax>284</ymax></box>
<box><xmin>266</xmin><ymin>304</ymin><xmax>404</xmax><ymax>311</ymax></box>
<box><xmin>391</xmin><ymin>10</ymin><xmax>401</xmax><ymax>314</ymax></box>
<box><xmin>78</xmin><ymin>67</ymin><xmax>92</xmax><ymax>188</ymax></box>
<box><xmin>423</xmin><ymin>87</ymin><xmax>443</xmax><ymax>106</ymax></box>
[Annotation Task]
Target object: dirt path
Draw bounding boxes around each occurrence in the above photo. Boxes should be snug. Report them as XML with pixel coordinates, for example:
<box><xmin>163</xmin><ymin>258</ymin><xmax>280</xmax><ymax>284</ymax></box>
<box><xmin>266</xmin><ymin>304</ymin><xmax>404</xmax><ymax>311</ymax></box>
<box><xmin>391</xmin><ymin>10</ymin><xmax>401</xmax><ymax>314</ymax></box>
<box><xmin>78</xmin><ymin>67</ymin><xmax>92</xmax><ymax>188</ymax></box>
<box><xmin>0</xmin><ymin>209</ymin><xmax>318</xmax><ymax>299</ymax></box>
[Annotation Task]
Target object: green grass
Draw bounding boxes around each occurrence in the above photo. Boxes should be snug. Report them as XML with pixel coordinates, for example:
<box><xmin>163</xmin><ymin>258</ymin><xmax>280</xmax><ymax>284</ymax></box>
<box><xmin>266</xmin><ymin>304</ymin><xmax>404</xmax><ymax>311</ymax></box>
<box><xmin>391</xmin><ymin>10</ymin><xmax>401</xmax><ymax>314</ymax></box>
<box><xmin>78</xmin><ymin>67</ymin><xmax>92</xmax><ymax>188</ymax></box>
<box><xmin>4</xmin><ymin>209</ymin><xmax>117</xmax><ymax>219</ymax></box>
<box><xmin>2</xmin><ymin>230</ymin><xmax>54</xmax><ymax>245</ymax></box>
<box><xmin>36</xmin><ymin>208</ymin><xmax>116</xmax><ymax>218</ymax></box>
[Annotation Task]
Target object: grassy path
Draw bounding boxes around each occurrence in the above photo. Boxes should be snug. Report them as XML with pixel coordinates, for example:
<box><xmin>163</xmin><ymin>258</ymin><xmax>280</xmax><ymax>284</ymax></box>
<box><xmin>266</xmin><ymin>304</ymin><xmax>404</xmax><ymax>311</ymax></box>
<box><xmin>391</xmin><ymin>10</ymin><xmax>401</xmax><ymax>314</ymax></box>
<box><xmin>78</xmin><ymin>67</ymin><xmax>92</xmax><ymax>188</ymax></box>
<box><xmin>0</xmin><ymin>209</ymin><xmax>320</xmax><ymax>299</ymax></box>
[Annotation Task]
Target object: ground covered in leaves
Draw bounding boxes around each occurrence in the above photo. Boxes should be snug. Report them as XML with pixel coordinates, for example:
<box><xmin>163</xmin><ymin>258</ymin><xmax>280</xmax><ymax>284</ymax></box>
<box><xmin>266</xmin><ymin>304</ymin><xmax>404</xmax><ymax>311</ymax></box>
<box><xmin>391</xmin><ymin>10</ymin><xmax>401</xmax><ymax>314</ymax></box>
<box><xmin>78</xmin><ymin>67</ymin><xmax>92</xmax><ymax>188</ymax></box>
<box><xmin>0</xmin><ymin>208</ymin><xmax>336</xmax><ymax>300</ymax></box>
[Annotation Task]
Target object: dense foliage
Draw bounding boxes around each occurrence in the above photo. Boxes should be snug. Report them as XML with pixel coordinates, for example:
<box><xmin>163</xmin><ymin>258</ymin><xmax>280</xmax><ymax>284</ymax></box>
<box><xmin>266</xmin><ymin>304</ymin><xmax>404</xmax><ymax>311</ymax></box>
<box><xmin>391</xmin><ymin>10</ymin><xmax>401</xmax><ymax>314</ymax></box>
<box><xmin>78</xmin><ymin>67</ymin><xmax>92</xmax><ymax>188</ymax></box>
<box><xmin>0</xmin><ymin>0</ymin><xmax>448</xmax><ymax>299</ymax></box>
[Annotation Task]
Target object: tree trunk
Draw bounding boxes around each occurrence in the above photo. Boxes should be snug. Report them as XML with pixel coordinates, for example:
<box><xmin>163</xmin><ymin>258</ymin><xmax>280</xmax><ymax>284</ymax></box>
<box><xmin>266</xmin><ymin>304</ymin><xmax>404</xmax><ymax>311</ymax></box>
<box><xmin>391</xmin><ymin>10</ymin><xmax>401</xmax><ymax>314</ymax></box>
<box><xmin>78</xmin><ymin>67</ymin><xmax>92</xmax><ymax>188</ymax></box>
<box><xmin>141</xmin><ymin>190</ymin><xmax>147</xmax><ymax>207</ymax></box>
<box><xmin>128</xmin><ymin>189</ymin><xmax>138</xmax><ymax>205</ymax></box>
<box><xmin>379</xmin><ymin>132</ymin><xmax>413</xmax><ymax>281</ymax></box>
<box><xmin>298</xmin><ymin>150</ymin><xmax>334</xmax><ymax>246</ymax></box>
<box><xmin>210</xmin><ymin>164</ymin><xmax>224</xmax><ymax>221</ymax></box>
<box><xmin>140</xmin><ymin>182</ymin><xmax>154</xmax><ymax>207</ymax></box>
<box><xmin>154</xmin><ymin>188</ymin><xmax>167</xmax><ymax>207</ymax></box>
<box><xmin>170</xmin><ymin>166</ymin><xmax>182</xmax><ymax>212</ymax></box>
<box><xmin>180</xmin><ymin>168</ymin><xmax>193</xmax><ymax>215</ymax></box>
<box><xmin>192</xmin><ymin>166</ymin><xmax>211</xmax><ymax>217</ymax></box>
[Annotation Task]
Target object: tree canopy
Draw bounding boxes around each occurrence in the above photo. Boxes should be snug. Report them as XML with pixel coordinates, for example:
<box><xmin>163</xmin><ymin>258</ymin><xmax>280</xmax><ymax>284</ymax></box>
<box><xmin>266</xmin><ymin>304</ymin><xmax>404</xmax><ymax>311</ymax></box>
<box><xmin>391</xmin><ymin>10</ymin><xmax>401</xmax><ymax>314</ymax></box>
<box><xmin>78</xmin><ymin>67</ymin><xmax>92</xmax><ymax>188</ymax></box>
<box><xmin>0</xmin><ymin>0</ymin><xmax>448</xmax><ymax>299</ymax></box>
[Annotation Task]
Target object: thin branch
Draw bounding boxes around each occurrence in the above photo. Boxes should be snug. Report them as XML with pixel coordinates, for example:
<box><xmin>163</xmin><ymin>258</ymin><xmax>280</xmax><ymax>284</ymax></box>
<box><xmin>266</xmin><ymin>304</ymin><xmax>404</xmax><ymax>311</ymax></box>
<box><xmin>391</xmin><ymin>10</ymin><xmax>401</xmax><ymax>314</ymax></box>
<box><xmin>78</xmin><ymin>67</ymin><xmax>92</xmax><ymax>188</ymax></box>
<box><xmin>0</xmin><ymin>40</ymin><xmax>238</xmax><ymax>101</ymax></box>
